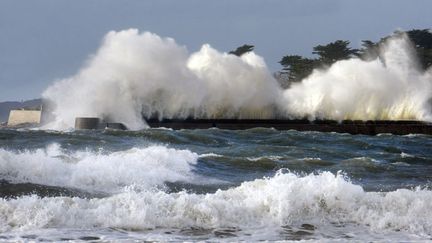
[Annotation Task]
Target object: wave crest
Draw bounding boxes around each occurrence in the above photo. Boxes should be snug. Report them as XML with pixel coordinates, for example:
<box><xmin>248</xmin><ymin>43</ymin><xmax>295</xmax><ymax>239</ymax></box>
<box><xmin>1</xmin><ymin>171</ymin><xmax>431</xmax><ymax>237</ymax></box>
<box><xmin>0</xmin><ymin>144</ymin><xmax>198</xmax><ymax>193</ymax></box>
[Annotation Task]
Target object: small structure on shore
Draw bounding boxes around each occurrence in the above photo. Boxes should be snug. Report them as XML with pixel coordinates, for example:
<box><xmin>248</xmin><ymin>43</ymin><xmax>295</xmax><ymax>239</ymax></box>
<box><xmin>74</xmin><ymin>117</ymin><xmax>100</xmax><ymax>129</ymax></box>
<box><xmin>74</xmin><ymin>117</ymin><xmax>127</xmax><ymax>130</ymax></box>
<box><xmin>7</xmin><ymin>107</ymin><xmax>42</xmax><ymax>127</ymax></box>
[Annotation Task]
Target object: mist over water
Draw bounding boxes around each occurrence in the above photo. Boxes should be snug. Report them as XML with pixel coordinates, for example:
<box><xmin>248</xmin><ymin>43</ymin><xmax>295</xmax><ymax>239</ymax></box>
<box><xmin>42</xmin><ymin>29</ymin><xmax>432</xmax><ymax>130</ymax></box>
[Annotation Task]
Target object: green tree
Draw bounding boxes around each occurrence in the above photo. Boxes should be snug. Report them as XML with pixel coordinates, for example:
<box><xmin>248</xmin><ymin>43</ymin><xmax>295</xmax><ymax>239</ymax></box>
<box><xmin>279</xmin><ymin>55</ymin><xmax>317</xmax><ymax>82</ymax></box>
<box><xmin>229</xmin><ymin>44</ymin><xmax>254</xmax><ymax>56</ymax></box>
<box><xmin>359</xmin><ymin>40</ymin><xmax>379</xmax><ymax>60</ymax></box>
<box><xmin>312</xmin><ymin>40</ymin><xmax>359</xmax><ymax>65</ymax></box>
<box><xmin>407</xmin><ymin>29</ymin><xmax>432</xmax><ymax>49</ymax></box>
<box><xmin>277</xmin><ymin>29</ymin><xmax>432</xmax><ymax>85</ymax></box>
<box><xmin>406</xmin><ymin>29</ymin><xmax>432</xmax><ymax>70</ymax></box>
<box><xmin>278</xmin><ymin>40</ymin><xmax>358</xmax><ymax>83</ymax></box>
<box><xmin>377</xmin><ymin>29</ymin><xmax>432</xmax><ymax>70</ymax></box>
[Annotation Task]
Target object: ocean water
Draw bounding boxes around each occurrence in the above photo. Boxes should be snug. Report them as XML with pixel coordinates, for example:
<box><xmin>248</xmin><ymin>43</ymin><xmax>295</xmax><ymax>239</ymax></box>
<box><xmin>0</xmin><ymin>128</ymin><xmax>432</xmax><ymax>241</ymax></box>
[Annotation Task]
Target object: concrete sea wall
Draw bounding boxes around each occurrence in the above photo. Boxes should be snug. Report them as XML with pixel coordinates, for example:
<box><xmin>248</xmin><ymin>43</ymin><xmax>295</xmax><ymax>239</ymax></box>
<box><xmin>146</xmin><ymin>119</ymin><xmax>432</xmax><ymax>135</ymax></box>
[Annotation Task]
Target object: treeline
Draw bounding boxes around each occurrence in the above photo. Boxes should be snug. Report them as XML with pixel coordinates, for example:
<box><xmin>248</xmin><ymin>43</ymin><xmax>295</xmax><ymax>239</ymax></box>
<box><xmin>230</xmin><ymin>29</ymin><xmax>432</xmax><ymax>88</ymax></box>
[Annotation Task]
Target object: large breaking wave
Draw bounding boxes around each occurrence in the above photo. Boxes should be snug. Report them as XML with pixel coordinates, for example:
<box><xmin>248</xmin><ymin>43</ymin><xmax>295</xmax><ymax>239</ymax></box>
<box><xmin>0</xmin><ymin>144</ymin><xmax>199</xmax><ymax>193</ymax></box>
<box><xmin>1</xmin><ymin>170</ymin><xmax>431</xmax><ymax>238</ymax></box>
<box><xmin>42</xmin><ymin>29</ymin><xmax>432</xmax><ymax>130</ymax></box>
<box><xmin>1</xmin><ymin>143</ymin><xmax>431</xmax><ymax>239</ymax></box>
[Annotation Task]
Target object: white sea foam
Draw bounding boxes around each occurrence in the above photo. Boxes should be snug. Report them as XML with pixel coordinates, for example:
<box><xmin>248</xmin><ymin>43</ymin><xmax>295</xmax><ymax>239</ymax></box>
<box><xmin>246</xmin><ymin>155</ymin><xmax>283</xmax><ymax>161</ymax></box>
<box><xmin>0</xmin><ymin>171</ymin><xmax>431</xmax><ymax>239</ymax></box>
<box><xmin>282</xmin><ymin>35</ymin><xmax>432</xmax><ymax>121</ymax></box>
<box><xmin>42</xmin><ymin>30</ymin><xmax>432</xmax><ymax>130</ymax></box>
<box><xmin>391</xmin><ymin>161</ymin><xmax>411</xmax><ymax>167</ymax></box>
<box><xmin>0</xmin><ymin>144</ymin><xmax>198</xmax><ymax>193</ymax></box>
<box><xmin>401</xmin><ymin>152</ymin><xmax>415</xmax><ymax>158</ymax></box>
<box><xmin>42</xmin><ymin>29</ymin><xmax>280</xmax><ymax>130</ymax></box>
<box><xmin>199</xmin><ymin>153</ymin><xmax>223</xmax><ymax>158</ymax></box>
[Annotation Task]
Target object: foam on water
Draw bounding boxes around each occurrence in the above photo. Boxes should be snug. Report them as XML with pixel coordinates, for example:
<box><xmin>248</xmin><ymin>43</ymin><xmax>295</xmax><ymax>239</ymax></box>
<box><xmin>0</xmin><ymin>171</ymin><xmax>431</xmax><ymax>239</ymax></box>
<box><xmin>246</xmin><ymin>155</ymin><xmax>283</xmax><ymax>161</ymax></box>
<box><xmin>0</xmin><ymin>144</ymin><xmax>198</xmax><ymax>193</ymax></box>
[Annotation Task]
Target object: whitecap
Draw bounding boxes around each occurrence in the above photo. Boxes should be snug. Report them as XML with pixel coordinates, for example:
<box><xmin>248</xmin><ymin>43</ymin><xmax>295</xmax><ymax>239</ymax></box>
<box><xmin>1</xmin><ymin>171</ymin><xmax>431</xmax><ymax>238</ymax></box>
<box><xmin>0</xmin><ymin>143</ymin><xmax>198</xmax><ymax>193</ymax></box>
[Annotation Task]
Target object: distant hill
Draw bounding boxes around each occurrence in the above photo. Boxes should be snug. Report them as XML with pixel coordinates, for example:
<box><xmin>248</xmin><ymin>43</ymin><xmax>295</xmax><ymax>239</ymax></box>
<box><xmin>0</xmin><ymin>99</ymin><xmax>42</xmax><ymax>123</ymax></box>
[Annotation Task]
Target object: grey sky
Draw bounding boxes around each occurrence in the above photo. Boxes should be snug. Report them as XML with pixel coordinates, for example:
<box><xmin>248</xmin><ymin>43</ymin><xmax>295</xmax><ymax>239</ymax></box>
<box><xmin>0</xmin><ymin>0</ymin><xmax>431</xmax><ymax>101</ymax></box>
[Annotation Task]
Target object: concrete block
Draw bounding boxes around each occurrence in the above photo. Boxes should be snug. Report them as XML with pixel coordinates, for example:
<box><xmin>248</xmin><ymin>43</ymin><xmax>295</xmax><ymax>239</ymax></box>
<box><xmin>7</xmin><ymin>110</ymin><xmax>41</xmax><ymax>126</ymax></box>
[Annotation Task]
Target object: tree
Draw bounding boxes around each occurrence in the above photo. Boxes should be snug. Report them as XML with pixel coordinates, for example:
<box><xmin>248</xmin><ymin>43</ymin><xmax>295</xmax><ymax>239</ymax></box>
<box><xmin>407</xmin><ymin>29</ymin><xmax>432</xmax><ymax>49</ymax></box>
<box><xmin>277</xmin><ymin>29</ymin><xmax>432</xmax><ymax>85</ymax></box>
<box><xmin>406</xmin><ymin>29</ymin><xmax>432</xmax><ymax>70</ymax></box>
<box><xmin>358</xmin><ymin>40</ymin><xmax>379</xmax><ymax>61</ymax></box>
<box><xmin>279</xmin><ymin>55</ymin><xmax>317</xmax><ymax>82</ymax></box>
<box><xmin>378</xmin><ymin>29</ymin><xmax>432</xmax><ymax>70</ymax></box>
<box><xmin>229</xmin><ymin>44</ymin><xmax>254</xmax><ymax>56</ymax></box>
<box><xmin>312</xmin><ymin>40</ymin><xmax>359</xmax><ymax>65</ymax></box>
<box><xmin>278</xmin><ymin>40</ymin><xmax>358</xmax><ymax>83</ymax></box>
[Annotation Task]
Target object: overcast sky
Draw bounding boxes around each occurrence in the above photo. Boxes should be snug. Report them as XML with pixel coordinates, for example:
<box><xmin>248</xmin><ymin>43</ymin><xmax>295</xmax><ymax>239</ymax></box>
<box><xmin>0</xmin><ymin>0</ymin><xmax>431</xmax><ymax>101</ymax></box>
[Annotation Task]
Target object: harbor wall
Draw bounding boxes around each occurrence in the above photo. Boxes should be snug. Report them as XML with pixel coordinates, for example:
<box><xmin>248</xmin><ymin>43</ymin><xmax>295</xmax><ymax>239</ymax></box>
<box><xmin>146</xmin><ymin>119</ymin><xmax>432</xmax><ymax>135</ymax></box>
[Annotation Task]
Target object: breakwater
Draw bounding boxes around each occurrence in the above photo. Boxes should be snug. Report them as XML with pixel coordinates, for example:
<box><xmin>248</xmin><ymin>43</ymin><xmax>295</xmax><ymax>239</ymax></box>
<box><xmin>146</xmin><ymin>119</ymin><xmax>432</xmax><ymax>135</ymax></box>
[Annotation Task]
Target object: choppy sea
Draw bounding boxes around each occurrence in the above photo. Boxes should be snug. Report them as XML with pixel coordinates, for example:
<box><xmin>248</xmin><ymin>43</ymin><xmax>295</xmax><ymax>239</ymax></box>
<box><xmin>0</xmin><ymin>128</ymin><xmax>432</xmax><ymax>241</ymax></box>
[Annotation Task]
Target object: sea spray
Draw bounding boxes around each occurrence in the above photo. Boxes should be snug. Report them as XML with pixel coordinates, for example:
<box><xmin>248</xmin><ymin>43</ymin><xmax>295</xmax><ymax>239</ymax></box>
<box><xmin>42</xmin><ymin>30</ymin><xmax>432</xmax><ymax>130</ymax></box>
<box><xmin>42</xmin><ymin>29</ymin><xmax>280</xmax><ymax>130</ymax></box>
<box><xmin>282</xmin><ymin>35</ymin><xmax>432</xmax><ymax>121</ymax></box>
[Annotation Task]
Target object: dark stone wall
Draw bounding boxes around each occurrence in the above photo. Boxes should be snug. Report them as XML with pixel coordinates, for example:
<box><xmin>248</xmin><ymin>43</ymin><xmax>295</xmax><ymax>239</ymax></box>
<box><xmin>146</xmin><ymin>119</ymin><xmax>432</xmax><ymax>135</ymax></box>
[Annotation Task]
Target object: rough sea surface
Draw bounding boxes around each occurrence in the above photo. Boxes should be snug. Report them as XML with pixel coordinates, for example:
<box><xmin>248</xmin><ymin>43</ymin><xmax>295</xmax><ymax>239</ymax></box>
<box><xmin>0</xmin><ymin>128</ymin><xmax>432</xmax><ymax>241</ymax></box>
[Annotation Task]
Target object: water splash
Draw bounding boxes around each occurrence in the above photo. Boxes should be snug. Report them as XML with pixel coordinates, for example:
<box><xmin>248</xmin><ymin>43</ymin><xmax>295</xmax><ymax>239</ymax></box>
<box><xmin>42</xmin><ymin>29</ymin><xmax>280</xmax><ymax>130</ymax></box>
<box><xmin>42</xmin><ymin>30</ymin><xmax>432</xmax><ymax>130</ymax></box>
<box><xmin>282</xmin><ymin>35</ymin><xmax>432</xmax><ymax>121</ymax></box>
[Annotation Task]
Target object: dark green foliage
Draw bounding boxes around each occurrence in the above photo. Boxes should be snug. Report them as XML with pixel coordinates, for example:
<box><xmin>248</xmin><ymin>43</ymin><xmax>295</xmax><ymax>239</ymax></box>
<box><xmin>279</xmin><ymin>55</ymin><xmax>317</xmax><ymax>82</ymax></box>
<box><xmin>407</xmin><ymin>29</ymin><xmax>432</xmax><ymax>49</ymax></box>
<box><xmin>312</xmin><ymin>40</ymin><xmax>360</xmax><ymax>65</ymax></box>
<box><xmin>406</xmin><ymin>29</ymin><xmax>432</xmax><ymax>69</ymax></box>
<box><xmin>277</xmin><ymin>28</ymin><xmax>432</xmax><ymax>85</ymax></box>
<box><xmin>361</xmin><ymin>29</ymin><xmax>432</xmax><ymax>70</ymax></box>
<box><xmin>229</xmin><ymin>44</ymin><xmax>254</xmax><ymax>56</ymax></box>
<box><xmin>278</xmin><ymin>40</ymin><xmax>358</xmax><ymax>83</ymax></box>
<box><xmin>358</xmin><ymin>40</ymin><xmax>379</xmax><ymax>60</ymax></box>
